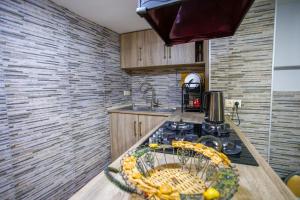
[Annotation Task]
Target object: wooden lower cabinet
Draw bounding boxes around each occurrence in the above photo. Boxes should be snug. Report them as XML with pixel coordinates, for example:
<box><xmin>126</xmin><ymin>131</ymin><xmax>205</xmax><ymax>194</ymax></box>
<box><xmin>138</xmin><ymin>115</ymin><xmax>167</xmax><ymax>138</ymax></box>
<box><xmin>110</xmin><ymin>113</ymin><xmax>138</xmax><ymax>160</ymax></box>
<box><xmin>110</xmin><ymin>113</ymin><xmax>167</xmax><ymax>161</ymax></box>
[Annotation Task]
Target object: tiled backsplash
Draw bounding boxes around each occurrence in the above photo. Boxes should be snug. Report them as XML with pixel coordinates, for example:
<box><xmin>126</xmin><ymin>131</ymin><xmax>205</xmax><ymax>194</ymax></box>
<box><xmin>130</xmin><ymin>68</ymin><xmax>204</xmax><ymax>108</ymax></box>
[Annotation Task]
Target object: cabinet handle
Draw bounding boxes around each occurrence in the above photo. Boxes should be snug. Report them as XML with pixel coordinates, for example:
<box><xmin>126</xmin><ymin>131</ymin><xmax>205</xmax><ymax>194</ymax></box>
<box><xmin>169</xmin><ymin>47</ymin><xmax>171</xmax><ymax>59</ymax></box>
<box><xmin>163</xmin><ymin>45</ymin><xmax>166</xmax><ymax>59</ymax></box>
<box><xmin>134</xmin><ymin>121</ymin><xmax>137</xmax><ymax>137</ymax></box>
<box><xmin>139</xmin><ymin>47</ymin><xmax>142</xmax><ymax>61</ymax></box>
<box><xmin>139</xmin><ymin>122</ymin><xmax>142</xmax><ymax>137</ymax></box>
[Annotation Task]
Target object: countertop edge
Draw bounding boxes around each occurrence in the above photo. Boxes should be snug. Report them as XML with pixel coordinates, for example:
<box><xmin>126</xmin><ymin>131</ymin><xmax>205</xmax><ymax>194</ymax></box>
<box><xmin>107</xmin><ymin>105</ymin><xmax>175</xmax><ymax>117</ymax></box>
<box><xmin>225</xmin><ymin>116</ymin><xmax>296</xmax><ymax>199</ymax></box>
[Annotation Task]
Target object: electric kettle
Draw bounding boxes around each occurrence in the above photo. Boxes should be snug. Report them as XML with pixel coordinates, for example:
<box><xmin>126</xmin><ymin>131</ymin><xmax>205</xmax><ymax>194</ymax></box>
<box><xmin>202</xmin><ymin>91</ymin><xmax>225</xmax><ymax>123</ymax></box>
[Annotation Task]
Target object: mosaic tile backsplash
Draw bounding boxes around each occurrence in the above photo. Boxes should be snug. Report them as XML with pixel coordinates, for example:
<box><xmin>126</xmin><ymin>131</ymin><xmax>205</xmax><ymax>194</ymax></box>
<box><xmin>130</xmin><ymin>68</ymin><xmax>204</xmax><ymax>108</ymax></box>
<box><xmin>0</xmin><ymin>0</ymin><xmax>130</xmax><ymax>199</ymax></box>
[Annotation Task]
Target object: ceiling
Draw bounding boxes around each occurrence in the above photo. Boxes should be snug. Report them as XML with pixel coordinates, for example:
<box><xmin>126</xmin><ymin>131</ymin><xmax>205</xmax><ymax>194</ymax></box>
<box><xmin>51</xmin><ymin>0</ymin><xmax>150</xmax><ymax>33</ymax></box>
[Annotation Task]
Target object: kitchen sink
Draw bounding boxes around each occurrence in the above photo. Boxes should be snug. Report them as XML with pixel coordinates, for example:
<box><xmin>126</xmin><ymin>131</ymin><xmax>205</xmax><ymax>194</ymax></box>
<box><xmin>151</xmin><ymin>107</ymin><xmax>176</xmax><ymax>112</ymax></box>
<box><xmin>120</xmin><ymin>105</ymin><xmax>176</xmax><ymax>113</ymax></box>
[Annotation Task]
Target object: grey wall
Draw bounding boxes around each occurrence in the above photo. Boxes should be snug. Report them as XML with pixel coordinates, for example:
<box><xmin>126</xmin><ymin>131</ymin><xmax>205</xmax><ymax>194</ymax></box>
<box><xmin>0</xmin><ymin>0</ymin><xmax>131</xmax><ymax>199</ymax></box>
<box><xmin>269</xmin><ymin>0</ymin><xmax>300</xmax><ymax>177</ymax></box>
<box><xmin>273</xmin><ymin>0</ymin><xmax>300</xmax><ymax>91</ymax></box>
<box><xmin>273</xmin><ymin>0</ymin><xmax>300</xmax><ymax>67</ymax></box>
<box><xmin>210</xmin><ymin>0</ymin><xmax>275</xmax><ymax>159</ymax></box>
<box><xmin>270</xmin><ymin>92</ymin><xmax>300</xmax><ymax>177</ymax></box>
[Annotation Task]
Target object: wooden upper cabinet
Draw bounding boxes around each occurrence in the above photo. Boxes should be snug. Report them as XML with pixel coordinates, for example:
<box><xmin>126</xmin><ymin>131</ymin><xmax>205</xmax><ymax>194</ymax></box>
<box><xmin>143</xmin><ymin>30</ymin><xmax>168</xmax><ymax>67</ymax></box>
<box><xmin>120</xmin><ymin>31</ymin><xmax>144</xmax><ymax>68</ymax></box>
<box><xmin>120</xmin><ymin>29</ymin><xmax>207</xmax><ymax>69</ymax></box>
<box><xmin>168</xmin><ymin>43</ymin><xmax>195</xmax><ymax>65</ymax></box>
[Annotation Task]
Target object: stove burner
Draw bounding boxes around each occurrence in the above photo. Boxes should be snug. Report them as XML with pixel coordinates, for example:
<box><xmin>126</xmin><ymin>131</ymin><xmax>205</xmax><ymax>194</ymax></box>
<box><xmin>199</xmin><ymin>135</ymin><xmax>222</xmax><ymax>151</ymax></box>
<box><xmin>166</xmin><ymin>121</ymin><xmax>194</xmax><ymax>131</ymax></box>
<box><xmin>142</xmin><ymin>121</ymin><xmax>258</xmax><ymax>166</ymax></box>
<box><xmin>163</xmin><ymin>131</ymin><xmax>176</xmax><ymax>140</ymax></box>
<box><xmin>222</xmin><ymin>140</ymin><xmax>242</xmax><ymax>155</ymax></box>
<box><xmin>202</xmin><ymin>121</ymin><xmax>230</xmax><ymax>137</ymax></box>
<box><xmin>184</xmin><ymin>134</ymin><xmax>199</xmax><ymax>142</ymax></box>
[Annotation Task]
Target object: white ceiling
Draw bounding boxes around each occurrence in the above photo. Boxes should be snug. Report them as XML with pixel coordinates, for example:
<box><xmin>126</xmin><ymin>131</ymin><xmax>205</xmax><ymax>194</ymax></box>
<box><xmin>51</xmin><ymin>0</ymin><xmax>150</xmax><ymax>33</ymax></box>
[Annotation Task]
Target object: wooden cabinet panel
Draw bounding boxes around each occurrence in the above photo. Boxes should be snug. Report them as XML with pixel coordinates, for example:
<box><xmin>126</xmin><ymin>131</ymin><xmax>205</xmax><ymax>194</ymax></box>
<box><xmin>144</xmin><ymin>30</ymin><xmax>168</xmax><ymax>66</ymax></box>
<box><xmin>110</xmin><ymin>113</ymin><xmax>167</xmax><ymax>160</ymax></box>
<box><xmin>120</xmin><ymin>30</ymin><xmax>208</xmax><ymax>68</ymax></box>
<box><xmin>121</xmin><ymin>31</ymin><xmax>144</xmax><ymax>68</ymax></box>
<box><xmin>168</xmin><ymin>42</ymin><xmax>195</xmax><ymax>65</ymax></box>
<box><xmin>110</xmin><ymin>113</ymin><xmax>138</xmax><ymax>160</ymax></box>
<box><xmin>138</xmin><ymin>115</ymin><xmax>167</xmax><ymax>138</ymax></box>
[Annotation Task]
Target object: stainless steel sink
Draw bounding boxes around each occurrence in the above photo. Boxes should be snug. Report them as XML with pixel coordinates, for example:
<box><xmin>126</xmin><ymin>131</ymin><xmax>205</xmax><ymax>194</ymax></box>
<box><xmin>120</xmin><ymin>105</ymin><xmax>176</xmax><ymax>113</ymax></box>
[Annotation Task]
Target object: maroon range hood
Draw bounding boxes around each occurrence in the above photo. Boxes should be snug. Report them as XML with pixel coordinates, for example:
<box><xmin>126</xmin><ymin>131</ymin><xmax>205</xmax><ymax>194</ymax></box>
<box><xmin>136</xmin><ymin>0</ymin><xmax>254</xmax><ymax>46</ymax></box>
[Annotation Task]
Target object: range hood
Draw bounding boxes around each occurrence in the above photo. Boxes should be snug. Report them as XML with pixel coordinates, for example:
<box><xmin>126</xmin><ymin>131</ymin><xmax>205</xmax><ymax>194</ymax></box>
<box><xmin>137</xmin><ymin>0</ymin><xmax>254</xmax><ymax>46</ymax></box>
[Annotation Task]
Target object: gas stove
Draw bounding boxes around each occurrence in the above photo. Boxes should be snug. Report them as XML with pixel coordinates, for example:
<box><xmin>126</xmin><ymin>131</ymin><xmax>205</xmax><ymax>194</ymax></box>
<box><xmin>141</xmin><ymin>121</ymin><xmax>258</xmax><ymax>166</ymax></box>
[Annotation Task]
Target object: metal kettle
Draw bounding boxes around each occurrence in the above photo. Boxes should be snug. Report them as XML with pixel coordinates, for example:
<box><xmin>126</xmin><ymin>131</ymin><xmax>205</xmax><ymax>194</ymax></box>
<box><xmin>202</xmin><ymin>91</ymin><xmax>225</xmax><ymax>123</ymax></box>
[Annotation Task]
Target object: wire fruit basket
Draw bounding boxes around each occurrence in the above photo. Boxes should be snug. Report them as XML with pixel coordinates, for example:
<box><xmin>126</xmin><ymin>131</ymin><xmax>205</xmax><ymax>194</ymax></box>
<box><xmin>105</xmin><ymin>141</ymin><xmax>239</xmax><ymax>200</ymax></box>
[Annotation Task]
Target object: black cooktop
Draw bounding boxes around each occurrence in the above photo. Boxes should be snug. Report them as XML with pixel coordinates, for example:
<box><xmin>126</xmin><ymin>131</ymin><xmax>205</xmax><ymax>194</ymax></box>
<box><xmin>141</xmin><ymin>121</ymin><xmax>258</xmax><ymax>166</ymax></box>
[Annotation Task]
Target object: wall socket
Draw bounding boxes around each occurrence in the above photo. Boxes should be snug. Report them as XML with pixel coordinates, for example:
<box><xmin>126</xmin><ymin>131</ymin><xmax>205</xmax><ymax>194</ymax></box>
<box><xmin>225</xmin><ymin>99</ymin><xmax>242</xmax><ymax>108</ymax></box>
<box><xmin>123</xmin><ymin>90</ymin><xmax>131</xmax><ymax>96</ymax></box>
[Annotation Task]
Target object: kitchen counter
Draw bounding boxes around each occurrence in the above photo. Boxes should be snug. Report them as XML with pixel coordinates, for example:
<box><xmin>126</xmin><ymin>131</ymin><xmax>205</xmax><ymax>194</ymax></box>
<box><xmin>70</xmin><ymin>111</ymin><xmax>296</xmax><ymax>200</ymax></box>
<box><xmin>107</xmin><ymin>104</ymin><xmax>174</xmax><ymax>117</ymax></box>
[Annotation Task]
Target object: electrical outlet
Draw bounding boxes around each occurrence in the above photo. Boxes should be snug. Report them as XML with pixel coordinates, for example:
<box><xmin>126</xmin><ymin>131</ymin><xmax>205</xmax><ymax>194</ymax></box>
<box><xmin>225</xmin><ymin>99</ymin><xmax>242</xmax><ymax>108</ymax></box>
<box><xmin>233</xmin><ymin>99</ymin><xmax>242</xmax><ymax>108</ymax></box>
<box><xmin>123</xmin><ymin>90</ymin><xmax>131</xmax><ymax>96</ymax></box>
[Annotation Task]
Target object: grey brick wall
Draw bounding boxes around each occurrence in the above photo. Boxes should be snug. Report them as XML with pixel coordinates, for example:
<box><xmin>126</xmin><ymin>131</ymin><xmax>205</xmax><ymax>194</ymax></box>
<box><xmin>270</xmin><ymin>91</ymin><xmax>300</xmax><ymax>177</ymax></box>
<box><xmin>0</xmin><ymin>0</ymin><xmax>131</xmax><ymax>199</ymax></box>
<box><xmin>210</xmin><ymin>0</ymin><xmax>275</xmax><ymax>159</ymax></box>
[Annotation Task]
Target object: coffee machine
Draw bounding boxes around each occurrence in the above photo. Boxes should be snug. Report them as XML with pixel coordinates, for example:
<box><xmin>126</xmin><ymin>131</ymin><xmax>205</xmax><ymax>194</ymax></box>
<box><xmin>181</xmin><ymin>73</ymin><xmax>204</xmax><ymax>112</ymax></box>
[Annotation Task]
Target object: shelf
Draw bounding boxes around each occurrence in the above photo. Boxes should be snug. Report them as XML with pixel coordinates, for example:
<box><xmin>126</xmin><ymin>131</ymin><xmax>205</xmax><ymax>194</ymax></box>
<box><xmin>122</xmin><ymin>62</ymin><xmax>206</xmax><ymax>72</ymax></box>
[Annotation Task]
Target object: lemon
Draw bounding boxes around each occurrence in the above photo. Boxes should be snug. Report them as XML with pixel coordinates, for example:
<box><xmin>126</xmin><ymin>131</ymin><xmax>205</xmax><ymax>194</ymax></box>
<box><xmin>132</xmin><ymin>172</ymin><xmax>142</xmax><ymax>179</ymax></box>
<box><xmin>159</xmin><ymin>183</ymin><xmax>173</xmax><ymax>194</ymax></box>
<box><xmin>149</xmin><ymin>143</ymin><xmax>159</xmax><ymax>148</ymax></box>
<box><xmin>287</xmin><ymin>175</ymin><xmax>300</xmax><ymax>197</ymax></box>
<box><xmin>203</xmin><ymin>187</ymin><xmax>220</xmax><ymax>200</ymax></box>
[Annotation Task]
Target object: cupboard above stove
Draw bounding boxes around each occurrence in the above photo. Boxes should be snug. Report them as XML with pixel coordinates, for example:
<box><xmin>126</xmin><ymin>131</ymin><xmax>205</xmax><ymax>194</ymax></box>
<box><xmin>120</xmin><ymin>29</ymin><xmax>209</xmax><ymax>69</ymax></box>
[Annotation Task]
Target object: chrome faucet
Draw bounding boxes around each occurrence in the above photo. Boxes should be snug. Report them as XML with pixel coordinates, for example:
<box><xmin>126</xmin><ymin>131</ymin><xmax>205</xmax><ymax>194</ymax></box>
<box><xmin>150</xmin><ymin>88</ymin><xmax>159</xmax><ymax>110</ymax></box>
<box><xmin>139</xmin><ymin>82</ymin><xmax>159</xmax><ymax>110</ymax></box>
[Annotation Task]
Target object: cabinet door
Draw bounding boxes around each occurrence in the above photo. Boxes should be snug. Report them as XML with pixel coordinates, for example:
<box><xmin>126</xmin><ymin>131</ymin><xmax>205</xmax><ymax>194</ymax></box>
<box><xmin>138</xmin><ymin>115</ymin><xmax>167</xmax><ymax>138</ymax></box>
<box><xmin>144</xmin><ymin>30</ymin><xmax>168</xmax><ymax>67</ymax></box>
<box><xmin>168</xmin><ymin>42</ymin><xmax>195</xmax><ymax>65</ymax></box>
<box><xmin>121</xmin><ymin>31</ymin><xmax>144</xmax><ymax>68</ymax></box>
<box><xmin>110</xmin><ymin>113</ymin><xmax>138</xmax><ymax>160</ymax></box>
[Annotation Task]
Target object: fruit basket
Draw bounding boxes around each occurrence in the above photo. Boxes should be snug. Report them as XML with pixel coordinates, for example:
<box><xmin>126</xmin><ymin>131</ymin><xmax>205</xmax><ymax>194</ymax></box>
<box><xmin>105</xmin><ymin>141</ymin><xmax>239</xmax><ymax>200</ymax></box>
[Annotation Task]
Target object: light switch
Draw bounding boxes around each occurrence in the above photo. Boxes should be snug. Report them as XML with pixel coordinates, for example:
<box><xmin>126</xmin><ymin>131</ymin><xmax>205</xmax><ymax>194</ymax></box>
<box><xmin>123</xmin><ymin>90</ymin><xmax>131</xmax><ymax>96</ymax></box>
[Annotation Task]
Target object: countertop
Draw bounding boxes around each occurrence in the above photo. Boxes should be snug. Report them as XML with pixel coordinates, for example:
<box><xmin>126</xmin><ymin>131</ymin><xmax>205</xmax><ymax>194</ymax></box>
<box><xmin>107</xmin><ymin>104</ymin><xmax>173</xmax><ymax>117</ymax></box>
<box><xmin>70</xmin><ymin>109</ymin><xmax>296</xmax><ymax>200</ymax></box>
